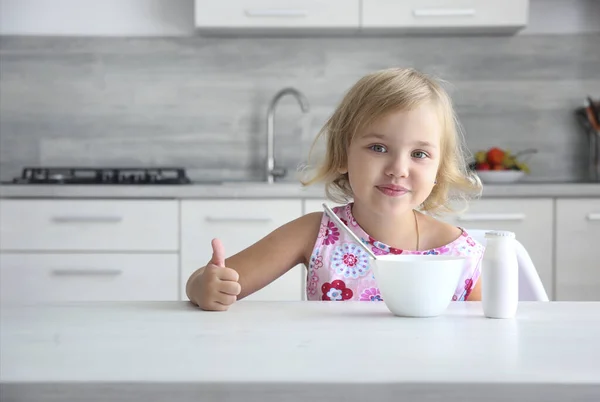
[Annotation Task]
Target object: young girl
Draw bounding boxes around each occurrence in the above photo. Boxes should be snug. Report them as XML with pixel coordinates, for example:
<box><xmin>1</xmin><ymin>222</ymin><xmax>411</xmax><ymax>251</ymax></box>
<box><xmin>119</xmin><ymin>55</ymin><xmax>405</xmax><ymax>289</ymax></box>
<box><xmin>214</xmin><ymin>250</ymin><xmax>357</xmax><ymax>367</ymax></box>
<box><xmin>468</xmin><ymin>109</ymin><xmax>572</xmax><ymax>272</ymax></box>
<box><xmin>186</xmin><ymin>67</ymin><xmax>485</xmax><ymax>311</ymax></box>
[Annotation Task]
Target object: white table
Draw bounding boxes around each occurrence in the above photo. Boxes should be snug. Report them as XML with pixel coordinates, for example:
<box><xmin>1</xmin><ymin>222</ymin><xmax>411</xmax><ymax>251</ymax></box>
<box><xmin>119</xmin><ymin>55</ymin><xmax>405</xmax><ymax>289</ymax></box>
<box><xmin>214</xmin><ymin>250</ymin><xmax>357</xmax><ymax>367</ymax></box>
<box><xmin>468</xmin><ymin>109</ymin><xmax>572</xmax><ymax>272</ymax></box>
<box><xmin>1</xmin><ymin>301</ymin><xmax>600</xmax><ymax>402</ymax></box>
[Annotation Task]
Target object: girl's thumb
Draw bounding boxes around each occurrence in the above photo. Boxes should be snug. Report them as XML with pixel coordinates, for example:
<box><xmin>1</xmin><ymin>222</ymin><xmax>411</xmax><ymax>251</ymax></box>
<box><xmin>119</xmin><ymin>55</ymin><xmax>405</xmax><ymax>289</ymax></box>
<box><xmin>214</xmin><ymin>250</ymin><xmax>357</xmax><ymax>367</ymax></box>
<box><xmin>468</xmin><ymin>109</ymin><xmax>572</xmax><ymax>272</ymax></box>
<box><xmin>210</xmin><ymin>238</ymin><xmax>225</xmax><ymax>267</ymax></box>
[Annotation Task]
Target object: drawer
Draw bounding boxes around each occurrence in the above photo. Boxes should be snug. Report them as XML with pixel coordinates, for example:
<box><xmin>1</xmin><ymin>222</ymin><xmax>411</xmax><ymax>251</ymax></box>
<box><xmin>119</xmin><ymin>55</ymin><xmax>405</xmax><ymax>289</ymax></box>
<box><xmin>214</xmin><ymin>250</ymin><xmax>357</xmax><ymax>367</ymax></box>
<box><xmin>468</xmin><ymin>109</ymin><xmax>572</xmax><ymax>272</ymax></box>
<box><xmin>362</xmin><ymin>0</ymin><xmax>528</xmax><ymax>29</ymax></box>
<box><xmin>0</xmin><ymin>253</ymin><xmax>179</xmax><ymax>303</ymax></box>
<box><xmin>0</xmin><ymin>199</ymin><xmax>178</xmax><ymax>251</ymax></box>
<box><xmin>195</xmin><ymin>0</ymin><xmax>360</xmax><ymax>29</ymax></box>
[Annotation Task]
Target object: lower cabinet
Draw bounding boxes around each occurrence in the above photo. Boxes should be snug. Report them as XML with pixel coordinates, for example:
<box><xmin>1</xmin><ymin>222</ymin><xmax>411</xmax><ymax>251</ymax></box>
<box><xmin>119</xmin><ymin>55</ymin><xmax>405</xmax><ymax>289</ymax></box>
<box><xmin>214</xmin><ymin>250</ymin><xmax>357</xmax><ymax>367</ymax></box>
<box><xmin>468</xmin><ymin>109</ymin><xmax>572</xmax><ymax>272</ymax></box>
<box><xmin>0</xmin><ymin>253</ymin><xmax>179</xmax><ymax>303</ymax></box>
<box><xmin>555</xmin><ymin>198</ymin><xmax>600</xmax><ymax>301</ymax></box>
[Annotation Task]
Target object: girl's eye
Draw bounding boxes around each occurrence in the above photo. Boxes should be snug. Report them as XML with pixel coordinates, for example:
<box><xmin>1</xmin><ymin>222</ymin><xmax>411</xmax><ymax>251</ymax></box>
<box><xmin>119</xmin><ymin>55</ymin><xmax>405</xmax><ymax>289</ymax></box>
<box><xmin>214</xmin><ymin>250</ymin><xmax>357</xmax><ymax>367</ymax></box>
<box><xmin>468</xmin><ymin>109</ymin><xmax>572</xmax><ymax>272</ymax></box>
<box><xmin>412</xmin><ymin>150</ymin><xmax>429</xmax><ymax>159</ymax></box>
<box><xmin>369</xmin><ymin>144</ymin><xmax>387</xmax><ymax>153</ymax></box>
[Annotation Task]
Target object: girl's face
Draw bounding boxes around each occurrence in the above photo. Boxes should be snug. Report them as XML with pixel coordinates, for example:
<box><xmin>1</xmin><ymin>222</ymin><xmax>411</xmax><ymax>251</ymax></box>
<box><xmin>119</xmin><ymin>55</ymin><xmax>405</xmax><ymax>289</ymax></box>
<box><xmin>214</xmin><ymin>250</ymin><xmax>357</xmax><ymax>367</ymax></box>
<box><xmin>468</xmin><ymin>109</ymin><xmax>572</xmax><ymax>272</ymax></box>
<box><xmin>344</xmin><ymin>104</ymin><xmax>442</xmax><ymax>217</ymax></box>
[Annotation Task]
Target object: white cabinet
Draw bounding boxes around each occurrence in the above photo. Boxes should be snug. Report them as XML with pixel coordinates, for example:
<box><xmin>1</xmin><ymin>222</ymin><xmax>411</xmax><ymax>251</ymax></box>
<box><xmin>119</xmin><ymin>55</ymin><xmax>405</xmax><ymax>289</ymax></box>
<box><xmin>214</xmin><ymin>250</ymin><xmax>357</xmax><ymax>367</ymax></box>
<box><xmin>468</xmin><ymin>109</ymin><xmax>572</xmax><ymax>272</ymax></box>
<box><xmin>555</xmin><ymin>199</ymin><xmax>600</xmax><ymax>301</ymax></box>
<box><xmin>441</xmin><ymin>198</ymin><xmax>554</xmax><ymax>299</ymax></box>
<box><xmin>0</xmin><ymin>199</ymin><xmax>180</xmax><ymax>302</ymax></box>
<box><xmin>0</xmin><ymin>199</ymin><xmax>178</xmax><ymax>252</ymax></box>
<box><xmin>0</xmin><ymin>254</ymin><xmax>178</xmax><ymax>303</ymax></box>
<box><xmin>194</xmin><ymin>0</ymin><xmax>360</xmax><ymax>30</ymax></box>
<box><xmin>180</xmin><ymin>200</ymin><xmax>305</xmax><ymax>301</ymax></box>
<box><xmin>361</xmin><ymin>0</ymin><xmax>529</xmax><ymax>33</ymax></box>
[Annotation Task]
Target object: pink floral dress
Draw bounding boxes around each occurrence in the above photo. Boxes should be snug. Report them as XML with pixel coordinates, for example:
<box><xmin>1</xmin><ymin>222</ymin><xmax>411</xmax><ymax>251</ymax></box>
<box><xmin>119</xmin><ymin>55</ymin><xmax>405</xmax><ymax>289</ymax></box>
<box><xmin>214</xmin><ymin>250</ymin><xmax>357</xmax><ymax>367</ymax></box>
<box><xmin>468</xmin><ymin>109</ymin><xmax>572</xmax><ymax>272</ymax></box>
<box><xmin>306</xmin><ymin>203</ymin><xmax>484</xmax><ymax>302</ymax></box>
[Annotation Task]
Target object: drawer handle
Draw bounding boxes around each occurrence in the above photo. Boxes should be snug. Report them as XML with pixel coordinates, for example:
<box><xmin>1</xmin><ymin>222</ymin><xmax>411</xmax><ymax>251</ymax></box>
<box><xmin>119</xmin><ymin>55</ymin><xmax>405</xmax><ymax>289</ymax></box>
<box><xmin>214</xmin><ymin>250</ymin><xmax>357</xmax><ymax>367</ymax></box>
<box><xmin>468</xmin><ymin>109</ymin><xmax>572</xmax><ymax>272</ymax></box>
<box><xmin>51</xmin><ymin>269</ymin><xmax>122</xmax><ymax>277</ymax></box>
<box><xmin>244</xmin><ymin>9</ymin><xmax>308</xmax><ymax>18</ymax></box>
<box><xmin>205</xmin><ymin>217</ymin><xmax>272</xmax><ymax>223</ymax></box>
<box><xmin>457</xmin><ymin>213</ymin><xmax>526</xmax><ymax>222</ymax></box>
<box><xmin>51</xmin><ymin>216</ymin><xmax>123</xmax><ymax>224</ymax></box>
<box><xmin>587</xmin><ymin>213</ymin><xmax>600</xmax><ymax>221</ymax></box>
<box><xmin>413</xmin><ymin>8</ymin><xmax>476</xmax><ymax>18</ymax></box>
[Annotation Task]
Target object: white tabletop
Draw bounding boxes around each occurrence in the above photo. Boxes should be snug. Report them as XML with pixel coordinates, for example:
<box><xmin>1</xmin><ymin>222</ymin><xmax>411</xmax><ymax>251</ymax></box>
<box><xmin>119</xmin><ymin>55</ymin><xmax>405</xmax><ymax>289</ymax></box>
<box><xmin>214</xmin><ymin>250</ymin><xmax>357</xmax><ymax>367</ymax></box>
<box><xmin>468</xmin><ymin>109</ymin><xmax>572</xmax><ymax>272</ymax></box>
<box><xmin>2</xmin><ymin>301</ymin><xmax>600</xmax><ymax>402</ymax></box>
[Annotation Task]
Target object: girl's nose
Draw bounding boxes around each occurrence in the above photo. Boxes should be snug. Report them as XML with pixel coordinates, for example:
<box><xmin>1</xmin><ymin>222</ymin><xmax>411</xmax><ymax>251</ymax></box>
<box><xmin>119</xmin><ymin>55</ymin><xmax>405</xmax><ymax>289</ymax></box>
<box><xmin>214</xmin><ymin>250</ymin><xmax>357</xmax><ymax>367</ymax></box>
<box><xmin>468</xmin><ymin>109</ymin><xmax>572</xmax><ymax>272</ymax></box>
<box><xmin>385</xmin><ymin>154</ymin><xmax>409</xmax><ymax>178</ymax></box>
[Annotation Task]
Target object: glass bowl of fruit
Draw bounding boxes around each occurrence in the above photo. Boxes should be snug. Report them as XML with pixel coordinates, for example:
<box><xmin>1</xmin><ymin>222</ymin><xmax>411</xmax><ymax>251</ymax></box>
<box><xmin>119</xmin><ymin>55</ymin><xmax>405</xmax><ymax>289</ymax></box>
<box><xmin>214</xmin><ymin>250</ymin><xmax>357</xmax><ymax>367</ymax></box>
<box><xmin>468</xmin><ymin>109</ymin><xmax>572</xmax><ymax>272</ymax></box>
<box><xmin>469</xmin><ymin>147</ymin><xmax>537</xmax><ymax>183</ymax></box>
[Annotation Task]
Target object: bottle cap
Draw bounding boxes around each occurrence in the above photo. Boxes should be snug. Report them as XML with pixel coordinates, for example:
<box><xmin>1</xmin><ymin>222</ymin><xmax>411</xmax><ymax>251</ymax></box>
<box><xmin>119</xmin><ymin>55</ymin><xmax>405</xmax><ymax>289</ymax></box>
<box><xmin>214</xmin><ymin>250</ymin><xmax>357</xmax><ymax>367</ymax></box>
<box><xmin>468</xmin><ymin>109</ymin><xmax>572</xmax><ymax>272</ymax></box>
<box><xmin>484</xmin><ymin>230</ymin><xmax>516</xmax><ymax>238</ymax></box>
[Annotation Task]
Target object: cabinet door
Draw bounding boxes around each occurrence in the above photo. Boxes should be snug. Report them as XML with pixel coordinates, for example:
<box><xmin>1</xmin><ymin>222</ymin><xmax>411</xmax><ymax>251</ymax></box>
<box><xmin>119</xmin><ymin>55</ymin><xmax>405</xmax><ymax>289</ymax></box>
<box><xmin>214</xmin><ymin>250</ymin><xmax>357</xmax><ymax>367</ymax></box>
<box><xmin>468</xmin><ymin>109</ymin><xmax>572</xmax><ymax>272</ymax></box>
<box><xmin>362</xmin><ymin>0</ymin><xmax>528</xmax><ymax>29</ymax></box>
<box><xmin>556</xmin><ymin>199</ymin><xmax>600</xmax><ymax>301</ymax></box>
<box><xmin>439</xmin><ymin>198</ymin><xmax>554</xmax><ymax>299</ymax></box>
<box><xmin>195</xmin><ymin>0</ymin><xmax>360</xmax><ymax>29</ymax></box>
<box><xmin>0</xmin><ymin>253</ymin><xmax>179</xmax><ymax>303</ymax></box>
<box><xmin>181</xmin><ymin>200</ymin><xmax>304</xmax><ymax>301</ymax></box>
<box><xmin>0</xmin><ymin>199</ymin><xmax>178</xmax><ymax>252</ymax></box>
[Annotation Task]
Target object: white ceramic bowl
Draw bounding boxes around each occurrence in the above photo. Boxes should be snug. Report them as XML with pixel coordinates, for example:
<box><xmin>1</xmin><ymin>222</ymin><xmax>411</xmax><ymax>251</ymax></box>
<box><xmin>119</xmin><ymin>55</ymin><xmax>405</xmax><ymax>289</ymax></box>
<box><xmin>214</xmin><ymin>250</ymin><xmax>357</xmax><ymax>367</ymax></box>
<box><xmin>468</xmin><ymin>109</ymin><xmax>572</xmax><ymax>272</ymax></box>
<box><xmin>371</xmin><ymin>255</ymin><xmax>467</xmax><ymax>317</ymax></box>
<box><xmin>476</xmin><ymin>170</ymin><xmax>525</xmax><ymax>183</ymax></box>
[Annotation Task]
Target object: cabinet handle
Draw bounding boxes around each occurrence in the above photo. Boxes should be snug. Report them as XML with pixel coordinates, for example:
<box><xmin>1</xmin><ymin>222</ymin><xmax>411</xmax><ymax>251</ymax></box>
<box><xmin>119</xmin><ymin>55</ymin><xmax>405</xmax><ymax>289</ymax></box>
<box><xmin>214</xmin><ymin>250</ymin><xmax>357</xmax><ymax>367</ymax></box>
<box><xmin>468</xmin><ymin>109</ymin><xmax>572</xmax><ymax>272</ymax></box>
<box><xmin>51</xmin><ymin>269</ymin><xmax>122</xmax><ymax>277</ymax></box>
<box><xmin>413</xmin><ymin>8</ymin><xmax>476</xmax><ymax>18</ymax></box>
<box><xmin>457</xmin><ymin>213</ymin><xmax>526</xmax><ymax>222</ymax></box>
<box><xmin>205</xmin><ymin>217</ymin><xmax>272</xmax><ymax>223</ymax></box>
<box><xmin>587</xmin><ymin>213</ymin><xmax>600</xmax><ymax>221</ymax></box>
<box><xmin>245</xmin><ymin>9</ymin><xmax>308</xmax><ymax>18</ymax></box>
<box><xmin>51</xmin><ymin>216</ymin><xmax>123</xmax><ymax>224</ymax></box>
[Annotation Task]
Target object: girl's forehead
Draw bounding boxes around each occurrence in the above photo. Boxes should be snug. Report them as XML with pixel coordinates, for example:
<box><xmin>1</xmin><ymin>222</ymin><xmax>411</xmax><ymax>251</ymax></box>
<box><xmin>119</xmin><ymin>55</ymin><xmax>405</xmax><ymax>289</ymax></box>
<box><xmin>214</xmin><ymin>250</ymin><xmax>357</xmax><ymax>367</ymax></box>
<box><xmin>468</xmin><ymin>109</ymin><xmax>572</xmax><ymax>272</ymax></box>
<box><xmin>357</xmin><ymin>106</ymin><xmax>443</xmax><ymax>139</ymax></box>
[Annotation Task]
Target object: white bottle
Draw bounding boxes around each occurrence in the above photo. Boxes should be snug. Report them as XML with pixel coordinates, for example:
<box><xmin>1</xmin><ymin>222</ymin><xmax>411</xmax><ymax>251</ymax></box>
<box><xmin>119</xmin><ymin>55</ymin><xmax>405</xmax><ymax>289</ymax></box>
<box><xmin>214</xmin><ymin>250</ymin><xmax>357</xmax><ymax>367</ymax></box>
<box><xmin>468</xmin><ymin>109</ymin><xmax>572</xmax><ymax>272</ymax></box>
<box><xmin>481</xmin><ymin>230</ymin><xmax>519</xmax><ymax>319</ymax></box>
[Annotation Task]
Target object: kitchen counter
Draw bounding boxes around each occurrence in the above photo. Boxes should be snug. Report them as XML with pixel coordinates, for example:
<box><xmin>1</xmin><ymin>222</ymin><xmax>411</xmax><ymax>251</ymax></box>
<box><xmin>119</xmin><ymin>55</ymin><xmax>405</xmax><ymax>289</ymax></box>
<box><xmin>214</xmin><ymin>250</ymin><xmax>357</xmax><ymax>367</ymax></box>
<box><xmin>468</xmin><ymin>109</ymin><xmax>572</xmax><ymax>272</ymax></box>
<box><xmin>1</xmin><ymin>301</ymin><xmax>599</xmax><ymax>402</ymax></box>
<box><xmin>1</xmin><ymin>181</ymin><xmax>599</xmax><ymax>199</ymax></box>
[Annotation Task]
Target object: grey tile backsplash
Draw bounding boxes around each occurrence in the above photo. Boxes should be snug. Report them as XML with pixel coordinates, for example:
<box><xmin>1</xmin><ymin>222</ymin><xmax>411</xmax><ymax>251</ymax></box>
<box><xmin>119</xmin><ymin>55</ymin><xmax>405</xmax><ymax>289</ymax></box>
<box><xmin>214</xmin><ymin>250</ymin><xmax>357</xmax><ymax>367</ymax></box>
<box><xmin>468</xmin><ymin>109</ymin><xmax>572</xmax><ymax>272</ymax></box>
<box><xmin>1</xmin><ymin>34</ymin><xmax>599</xmax><ymax>183</ymax></box>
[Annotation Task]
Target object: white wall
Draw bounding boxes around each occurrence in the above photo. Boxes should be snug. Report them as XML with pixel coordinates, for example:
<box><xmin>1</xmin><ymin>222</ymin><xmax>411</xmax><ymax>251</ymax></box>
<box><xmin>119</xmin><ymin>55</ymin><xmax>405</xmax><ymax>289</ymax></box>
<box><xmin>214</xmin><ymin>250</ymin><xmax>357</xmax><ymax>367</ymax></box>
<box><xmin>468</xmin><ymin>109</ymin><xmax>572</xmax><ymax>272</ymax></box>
<box><xmin>0</xmin><ymin>0</ymin><xmax>598</xmax><ymax>36</ymax></box>
<box><xmin>521</xmin><ymin>0</ymin><xmax>600</xmax><ymax>34</ymax></box>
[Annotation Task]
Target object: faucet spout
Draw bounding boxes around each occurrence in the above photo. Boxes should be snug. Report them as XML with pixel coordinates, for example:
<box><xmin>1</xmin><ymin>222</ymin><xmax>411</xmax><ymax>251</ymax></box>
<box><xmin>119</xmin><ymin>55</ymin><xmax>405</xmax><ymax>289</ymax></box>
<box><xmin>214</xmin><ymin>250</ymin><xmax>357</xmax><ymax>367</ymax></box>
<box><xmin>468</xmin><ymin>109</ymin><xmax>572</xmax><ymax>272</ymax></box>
<box><xmin>266</xmin><ymin>88</ymin><xmax>310</xmax><ymax>184</ymax></box>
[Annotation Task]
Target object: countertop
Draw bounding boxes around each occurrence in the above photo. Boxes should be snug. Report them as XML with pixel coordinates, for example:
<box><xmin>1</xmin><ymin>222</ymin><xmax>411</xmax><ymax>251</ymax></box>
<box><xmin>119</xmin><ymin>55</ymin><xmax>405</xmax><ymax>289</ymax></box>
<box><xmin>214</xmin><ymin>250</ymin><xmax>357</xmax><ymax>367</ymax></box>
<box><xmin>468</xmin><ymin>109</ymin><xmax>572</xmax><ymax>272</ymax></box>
<box><xmin>1</xmin><ymin>181</ymin><xmax>599</xmax><ymax>199</ymax></box>
<box><xmin>1</xmin><ymin>301</ymin><xmax>599</xmax><ymax>402</ymax></box>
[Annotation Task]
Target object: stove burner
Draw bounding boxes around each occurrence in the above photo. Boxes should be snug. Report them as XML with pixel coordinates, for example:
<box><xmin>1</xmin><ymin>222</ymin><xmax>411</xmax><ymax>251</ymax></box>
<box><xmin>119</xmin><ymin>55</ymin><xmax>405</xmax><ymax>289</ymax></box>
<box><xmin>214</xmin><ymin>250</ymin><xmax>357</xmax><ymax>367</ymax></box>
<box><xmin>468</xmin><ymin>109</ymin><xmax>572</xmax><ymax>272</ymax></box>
<box><xmin>11</xmin><ymin>167</ymin><xmax>191</xmax><ymax>185</ymax></box>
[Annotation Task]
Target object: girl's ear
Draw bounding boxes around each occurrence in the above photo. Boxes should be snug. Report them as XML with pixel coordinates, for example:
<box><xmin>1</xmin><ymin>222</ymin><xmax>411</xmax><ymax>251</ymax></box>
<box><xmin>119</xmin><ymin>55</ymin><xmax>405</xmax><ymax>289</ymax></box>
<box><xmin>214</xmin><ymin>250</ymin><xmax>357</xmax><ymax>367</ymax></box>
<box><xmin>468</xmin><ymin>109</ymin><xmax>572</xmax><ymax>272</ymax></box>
<box><xmin>338</xmin><ymin>167</ymin><xmax>348</xmax><ymax>175</ymax></box>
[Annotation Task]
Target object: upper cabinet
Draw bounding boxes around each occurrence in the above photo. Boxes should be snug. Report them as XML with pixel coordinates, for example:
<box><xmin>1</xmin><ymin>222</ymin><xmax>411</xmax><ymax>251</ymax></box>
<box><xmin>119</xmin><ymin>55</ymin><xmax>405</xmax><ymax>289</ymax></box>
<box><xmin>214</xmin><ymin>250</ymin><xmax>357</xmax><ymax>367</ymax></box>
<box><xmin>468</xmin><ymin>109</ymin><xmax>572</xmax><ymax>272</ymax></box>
<box><xmin>361</xmin><ymin>0</ymin><xmax>529</xmax><ymax>33</ymax></box>
<box><xmin>194</xmin><ymin>0</ymin><xmax>361</xmax><ymax>31</ymax></box>
<box><xmin>1</xmin><ymin>0</ymin><xmax>533</xmax><ymax>37</ymax></box>
<box><xmin>194</xmin><ymin>0</ymin><xmax>529</xmax><ymax>34</ymax></box>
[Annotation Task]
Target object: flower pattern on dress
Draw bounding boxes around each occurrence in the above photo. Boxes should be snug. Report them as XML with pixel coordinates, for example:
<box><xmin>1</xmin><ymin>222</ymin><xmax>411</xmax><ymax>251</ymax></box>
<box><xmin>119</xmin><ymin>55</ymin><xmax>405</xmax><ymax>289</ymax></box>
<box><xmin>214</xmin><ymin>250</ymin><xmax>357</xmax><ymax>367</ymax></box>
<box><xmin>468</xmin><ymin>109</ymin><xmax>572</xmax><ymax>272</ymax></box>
<box><xmin>307</xmin><ymin>203</ymin><xmax>485</xmax><ymax>302</ymax></box>
<box><xmin>322</xmin><ymin>280</ymin><xmax>353</xmax><ymax>301</ymax></box>
<box><xmin>309</xmin><ymin>251</ymin><xmax>323</xmax><ymax>271</ymax></box>
<box><xmin>321</xmin><ymin>220</ymin><xmax>340</xmax><ymax>246</ymax></box>
<box><xmin>463</xmin><ymin>278</ymin><xmax>474</xmax><ymax>300</ymax></box>
<box><xmin>360</xmin><ymin>287</ymin><xmax>383</xmax><ymax>301</ymax></box>
<box><xmin>307</xmin><ymin>272</ymin><xmax>319</xmax><ymax>296</ymax></box>
<box><xmin>436</xmin><ymin>245</ymin><xmax>450</xmax><ymax>254</ymax></box>
<box><xmin>331</xmin><ymin>242</ymin><xmax>371</xmax><ymax>279</ymax></box>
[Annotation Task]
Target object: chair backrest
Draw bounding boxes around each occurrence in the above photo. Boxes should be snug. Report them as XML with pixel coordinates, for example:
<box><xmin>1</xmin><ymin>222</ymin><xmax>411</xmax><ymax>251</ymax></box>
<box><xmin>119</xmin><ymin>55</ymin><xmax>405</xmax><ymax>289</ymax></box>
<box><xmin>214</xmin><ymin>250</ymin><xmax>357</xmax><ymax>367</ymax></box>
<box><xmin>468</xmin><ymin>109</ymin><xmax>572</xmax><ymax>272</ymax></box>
<box><xmin>467</xmin><ymin>229</ymin><xmax>549</xmax><ymax>302</ymax></box>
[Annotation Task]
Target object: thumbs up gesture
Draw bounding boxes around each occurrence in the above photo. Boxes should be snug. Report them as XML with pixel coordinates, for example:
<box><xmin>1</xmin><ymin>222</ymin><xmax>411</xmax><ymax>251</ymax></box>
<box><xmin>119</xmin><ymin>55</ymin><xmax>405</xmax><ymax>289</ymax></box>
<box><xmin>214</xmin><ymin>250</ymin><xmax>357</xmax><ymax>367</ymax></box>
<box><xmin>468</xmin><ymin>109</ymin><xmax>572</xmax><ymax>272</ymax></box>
<box><xmin>196</xmin><ymin>238</ymin><xmax>242</xmax><ymax>311</ymax></box>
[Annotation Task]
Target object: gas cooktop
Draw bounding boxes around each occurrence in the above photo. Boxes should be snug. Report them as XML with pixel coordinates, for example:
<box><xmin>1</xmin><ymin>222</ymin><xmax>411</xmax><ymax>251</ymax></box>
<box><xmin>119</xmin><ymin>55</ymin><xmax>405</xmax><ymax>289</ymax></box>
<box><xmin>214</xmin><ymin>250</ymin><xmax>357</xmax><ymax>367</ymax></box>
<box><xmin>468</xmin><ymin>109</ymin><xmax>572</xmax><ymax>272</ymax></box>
<box><xmin>5</xmin><ymin>167</ymin><xmax>191</xmax><ymax>185</ymax></box>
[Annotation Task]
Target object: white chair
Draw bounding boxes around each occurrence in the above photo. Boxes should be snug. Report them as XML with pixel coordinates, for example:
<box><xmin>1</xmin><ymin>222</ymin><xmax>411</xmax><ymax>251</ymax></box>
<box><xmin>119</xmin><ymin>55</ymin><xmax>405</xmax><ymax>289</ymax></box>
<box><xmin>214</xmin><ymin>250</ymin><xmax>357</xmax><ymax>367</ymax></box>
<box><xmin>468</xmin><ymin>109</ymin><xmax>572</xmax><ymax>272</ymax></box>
<box><xmin>468</xmin><ymin>229</ymin><xmax>549</xmax><ymax>302</ymax></box>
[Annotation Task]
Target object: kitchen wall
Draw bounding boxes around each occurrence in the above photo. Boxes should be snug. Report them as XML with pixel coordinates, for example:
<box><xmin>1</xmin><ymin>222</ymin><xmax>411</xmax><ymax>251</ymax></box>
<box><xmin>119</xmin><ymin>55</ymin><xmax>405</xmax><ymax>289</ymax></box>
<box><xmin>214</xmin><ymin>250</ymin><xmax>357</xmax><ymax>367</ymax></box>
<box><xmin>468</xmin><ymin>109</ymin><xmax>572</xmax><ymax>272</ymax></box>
<box><xmin>1</xmin><ymin>25</ymin><xmax>599</xmax><ymax>183</ymax></box>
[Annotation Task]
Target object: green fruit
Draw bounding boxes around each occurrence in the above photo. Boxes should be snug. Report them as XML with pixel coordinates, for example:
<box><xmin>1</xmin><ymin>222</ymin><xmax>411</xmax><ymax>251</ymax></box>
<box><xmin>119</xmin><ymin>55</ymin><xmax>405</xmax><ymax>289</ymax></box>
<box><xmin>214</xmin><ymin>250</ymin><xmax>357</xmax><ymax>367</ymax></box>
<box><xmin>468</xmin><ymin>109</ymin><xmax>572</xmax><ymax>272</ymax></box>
<box><xmin>503</xmin><ymin>156</ymin><xmax>516</xmax><ymax>169</ymax></box>
<box><xmin>516</xmin><ymin>161</ymin><xmax>530</xmax><ymax>174</ymax></box>
<box><xmin>475</xmin><ymin>151</ymin><xmax>487</xmax><ymax>164</ymax></box>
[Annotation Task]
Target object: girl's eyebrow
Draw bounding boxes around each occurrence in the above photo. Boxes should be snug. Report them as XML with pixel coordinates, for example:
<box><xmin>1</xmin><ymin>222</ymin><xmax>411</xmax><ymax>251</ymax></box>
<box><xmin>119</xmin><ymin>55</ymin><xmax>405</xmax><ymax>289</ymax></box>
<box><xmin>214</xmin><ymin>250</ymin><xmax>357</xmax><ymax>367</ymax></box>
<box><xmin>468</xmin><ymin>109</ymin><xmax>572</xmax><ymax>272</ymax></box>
<box><xmin>414</xmin><ymin>140</ymin><xmax>438</xmax><ymax>149</ymax></box>
<box><xmin>361</xmin><ymin>133</ymin><xmax>387</xmax><ymax>140</ymax></box>
<box><xmin>362</xmin><ymin>134</ymin><xmax>438</xmax><ymax>150</ymax></box>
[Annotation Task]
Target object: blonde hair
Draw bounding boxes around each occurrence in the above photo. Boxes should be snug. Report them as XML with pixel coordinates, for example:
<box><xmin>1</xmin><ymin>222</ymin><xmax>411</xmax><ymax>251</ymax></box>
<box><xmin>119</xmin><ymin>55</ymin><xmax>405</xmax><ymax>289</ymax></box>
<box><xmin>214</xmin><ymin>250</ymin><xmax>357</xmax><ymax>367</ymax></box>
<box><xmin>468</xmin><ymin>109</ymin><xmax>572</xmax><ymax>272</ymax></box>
<box><xmin>300</xmin><ymin>67</ymin><xmax>481</xmax><ymax>216</ymax></box>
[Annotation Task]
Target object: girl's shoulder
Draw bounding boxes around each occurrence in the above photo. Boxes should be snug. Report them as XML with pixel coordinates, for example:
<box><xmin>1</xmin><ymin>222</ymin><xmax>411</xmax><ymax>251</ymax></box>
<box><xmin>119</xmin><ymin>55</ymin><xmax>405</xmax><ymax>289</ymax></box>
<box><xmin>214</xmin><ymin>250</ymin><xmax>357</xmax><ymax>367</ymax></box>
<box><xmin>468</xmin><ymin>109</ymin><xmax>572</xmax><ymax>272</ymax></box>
<box><xmin>414</xmin><ymin>212</ymin><xmax>484</xmax><ymax>255</ymax></box>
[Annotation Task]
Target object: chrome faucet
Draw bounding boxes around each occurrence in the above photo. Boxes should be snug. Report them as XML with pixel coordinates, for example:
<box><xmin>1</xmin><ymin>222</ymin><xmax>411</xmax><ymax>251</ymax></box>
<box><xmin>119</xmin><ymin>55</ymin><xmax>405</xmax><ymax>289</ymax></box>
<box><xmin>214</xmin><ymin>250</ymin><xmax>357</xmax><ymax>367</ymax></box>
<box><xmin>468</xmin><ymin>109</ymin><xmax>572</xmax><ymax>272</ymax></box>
<box><xmin>266</xmin><ymin>87</ymin><xmax>310</xmax><ymax>183</ymax></box>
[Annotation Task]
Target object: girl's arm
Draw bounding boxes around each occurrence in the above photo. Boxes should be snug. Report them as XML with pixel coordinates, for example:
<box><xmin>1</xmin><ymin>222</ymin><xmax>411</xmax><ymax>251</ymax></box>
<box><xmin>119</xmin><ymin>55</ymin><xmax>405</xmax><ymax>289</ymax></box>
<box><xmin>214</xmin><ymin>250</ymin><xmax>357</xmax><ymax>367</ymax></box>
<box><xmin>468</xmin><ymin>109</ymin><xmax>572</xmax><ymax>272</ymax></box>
<box><xmin>186</xmin><ymin>212</ymin><xmax>323</xmax><ymax>303</ymax></box>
